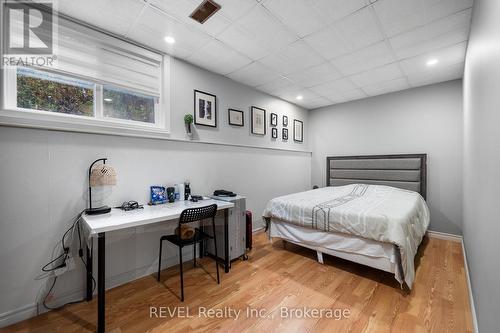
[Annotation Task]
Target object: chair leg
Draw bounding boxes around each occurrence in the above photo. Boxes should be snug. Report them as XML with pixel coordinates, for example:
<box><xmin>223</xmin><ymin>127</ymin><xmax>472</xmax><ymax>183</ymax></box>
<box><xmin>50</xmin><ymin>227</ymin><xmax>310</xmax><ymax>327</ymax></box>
<box><xmin>193</xmin><ymin>241</ymin><xmax>196</xmax><ymax>268</ymax></box>
<box><xmin>179</xmin><ymin>246</ymin><xmax>184</xmax><ymax>302</ymax></box>
<box><xmin>212</xmin><ymin>220</ymin><xmax>220</xmax><ymax>284</ymax></box>
<box><xmin>157</xmin><ymin>239</ymin><xmax>163</xmax><ymax>281</ymax></box>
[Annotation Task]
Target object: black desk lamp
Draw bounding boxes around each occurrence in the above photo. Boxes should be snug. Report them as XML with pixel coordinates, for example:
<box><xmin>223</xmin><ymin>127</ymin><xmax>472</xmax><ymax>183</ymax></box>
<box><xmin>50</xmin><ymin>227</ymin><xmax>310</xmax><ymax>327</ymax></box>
<box><xmin>85</xmin><ymin>158</ymin><xmax>117</xmax><ymax>215</ymax></box>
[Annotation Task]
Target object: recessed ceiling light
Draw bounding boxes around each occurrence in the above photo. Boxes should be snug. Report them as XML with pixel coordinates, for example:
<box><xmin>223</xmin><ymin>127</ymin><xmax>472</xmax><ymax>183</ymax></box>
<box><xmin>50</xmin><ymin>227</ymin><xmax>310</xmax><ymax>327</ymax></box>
<box><xmin>164</xmin><ymin>36</ymin><xmax>176</xmax><ymax>44</ymax></box>
<box><xmin>296</xmin><ymin>95</ymin><xmax>303</xmax><ymax>100</ymax></box>
<box><xmin>104</xmin><ymin>98</ymin><xmax>113</xmax><ymax>102</ymax></box>
<box><xmin>426</xmin><ymin>59</ymin><xmax>438</xmax><ymax>66</ymax></box>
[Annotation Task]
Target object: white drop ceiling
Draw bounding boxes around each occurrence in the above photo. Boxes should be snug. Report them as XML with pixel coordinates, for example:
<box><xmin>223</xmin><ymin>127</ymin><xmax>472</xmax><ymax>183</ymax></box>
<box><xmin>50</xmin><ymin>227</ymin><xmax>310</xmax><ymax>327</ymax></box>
<box><xmin>57</xmin><ymin>0</ymin><xmax>473</xmax><ymax>109</ymax></box>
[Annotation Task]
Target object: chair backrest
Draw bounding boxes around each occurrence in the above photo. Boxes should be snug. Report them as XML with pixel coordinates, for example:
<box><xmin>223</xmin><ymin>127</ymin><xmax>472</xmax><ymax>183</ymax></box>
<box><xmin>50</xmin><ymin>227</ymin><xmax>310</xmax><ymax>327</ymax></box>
<box><xmin>179</xmin><ymin>204</ymin><xmax>218</xmax><ymax>224</ymax></box>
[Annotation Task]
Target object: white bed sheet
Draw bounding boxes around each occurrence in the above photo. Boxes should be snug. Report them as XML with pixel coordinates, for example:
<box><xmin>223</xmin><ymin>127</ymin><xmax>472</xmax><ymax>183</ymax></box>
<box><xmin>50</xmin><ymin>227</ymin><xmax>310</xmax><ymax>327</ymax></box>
<box><xmin>270</xmin><ymin>219</ymin><xmax>403</xmax><ymax>283</ymax></box>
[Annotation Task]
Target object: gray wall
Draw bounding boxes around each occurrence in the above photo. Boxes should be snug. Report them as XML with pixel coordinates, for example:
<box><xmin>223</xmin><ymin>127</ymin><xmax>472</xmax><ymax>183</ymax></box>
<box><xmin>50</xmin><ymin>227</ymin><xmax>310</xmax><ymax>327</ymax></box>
<box><xmin>0</xmin><ymin>59</ymin><xmax>311</xmax><ymax>326</ymax></box>
<box><xmin>170</xmin><ymin>59</ymin><xmax>308</xmax><ymax>150</ymax></box>
<box><xmin>463</xmin><ymin>0</ymin><xmax>500</xmax><ymax>331</ymax></box>
<box><xmin>310</xmin><ymin>80</ymin><xmax>463</xmax><ymax>235</ymax></box>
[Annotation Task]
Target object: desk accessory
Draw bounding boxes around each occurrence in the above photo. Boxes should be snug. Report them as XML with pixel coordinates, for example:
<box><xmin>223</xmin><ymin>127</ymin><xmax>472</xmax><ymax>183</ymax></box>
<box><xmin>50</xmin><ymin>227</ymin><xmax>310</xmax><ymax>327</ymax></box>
<box><xmin>213</xmin><ymin>189</ymin><xmax>237</xmax><ymax>197</ymax></box>
<box><xmin>150</xmin><ymin>186</ymin><xmax>167</xmax><ymax>205</ymax></box>
<box><xmin>174</xmin><ymin>184</ymin><xmax>180</xmax><ymax>201</ymax></box>
<box><xmin>184</xmin><ymin>181</ymin><xmax>191</xmax><ymax>200</ymax></box>
<box><xmin>167</xmin><ymin>187</ymin><xmax>176</xmax><ymax>203</ymax></box>
<box><xmin>86</xmin><ymin>158</ymin><xmax>116</xmax><ymax>215</ymax></box>
<box><xmin>190</xmin><ymin>195</ymin><xmax>203</xmax><ymax>202</ymax></box>
<box><xmin>116</xmin><ymin>201</ymin><xmax>143</xmax><ymax>211</ymax></box>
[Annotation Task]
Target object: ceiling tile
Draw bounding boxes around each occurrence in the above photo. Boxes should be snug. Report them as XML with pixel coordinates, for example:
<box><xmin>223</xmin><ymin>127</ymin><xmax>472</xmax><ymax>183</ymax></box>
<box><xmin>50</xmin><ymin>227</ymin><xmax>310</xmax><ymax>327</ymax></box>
<box><xmin>261</xmin><ymin>0</ymin><xmax>327</xmax><ymax>37</ymax></box>
<box><xmin>127</xmin><ymin>6</ymin><xmax>213</xmax><ymax>58</ymax></box>
<box><xmin>390</xmin><ymin>9</ymin><xmax>472</xmax><ymax>59</ymax></box>
<box><xmin>297</xmin><ymin>95</ymin><xmax>333</xmax><ymax>110</ymax></box>
<box><xmin>309</xmin><ymin>78</ymin><xmax>359</xmax><ymax>100</ymax></box>
<box><xmin>312</xmin><ymin>0</ymin><xmax>370</xmax><ymax>26</ymax></box>
<box><xmin>186</xmin><ymin>40</ymin><xmax>253</xmax><ymax>75</ymax></box>
<box><xmin>331</xmin><ymin>41</ymin><xmax>396</xmax><ymax>76</ymax></box>
<box><xmin>258</xmin><ymin>40</ymin><xmax>324</xmax><ymax>75</ymax></box>
<box><xmin>226</xmin><ymin>62</ymin><xmax>280</xmax><ymax>87</ymax></box>
<box><xmin>148</xmin><ymin>0</ymin><xmax>234</xmax><ymax>37</ymax></box>
<box><xmin>262</xmin><ymin>0</ymin><xmax>368</xmax><ymax>38</ymax></box>
<box><xmin>334</xmin><ymin>88</ymin><xmax>368</xmax><ymax>103</ymax></box>
<box><xmin>304</xmin><ymin>7</ymin><xmax>384</xmax><ymax>59</ymax></box>
<box><xmin>373</xmin><ymin>0</ymin><xmax>473</xmax><ymax>37</ymax></box>
<box><xmin>147</xmin><ymin>0</ymin><xmax>197</xmax><ymax>21</ymax></box>
<box><xmin>215</xmin><ymin>0</ymin><xmax>259</xmax><ymax>21</ymax></box>
<box><xmin>348</xmin><ymin>63</ymin><xmax>403</xmax><ymax>87</ymax></box>
<box><xmin>274</xmin><ymin>86</ymin><xmax>322</xmax><ymax>103</ymax></box>
<box><xmin>256</xmin><ymin>76</ymin><xmax>296</xmax><ymax>95</ymax></box>
<box><xmin>58</xmin><ymin>0</ymin><xmax>146</xmax><ymax>36</ymax></box>
<box><xmin>408</xmin><ymin>62</ymin><xmax>464</xmax><ymax>87</ymax></box>
<box><xmin>286</xmin><ymin>62</ymin><xmax>343</xmax><ymax>88</ymax></box>
<box><xmin>362</xmin><ymin>77</ymin><xmax>410</xmax><ymax>96</ymax></box>
<box><xmin>399</xmin><ymin>42</ymin><xmax>467</xmax><ymax>76</ymax></box>
<box><xmin>217</xmin><ymin>4</ymin><xmax>297</xmax><ymax>60</ymax></box>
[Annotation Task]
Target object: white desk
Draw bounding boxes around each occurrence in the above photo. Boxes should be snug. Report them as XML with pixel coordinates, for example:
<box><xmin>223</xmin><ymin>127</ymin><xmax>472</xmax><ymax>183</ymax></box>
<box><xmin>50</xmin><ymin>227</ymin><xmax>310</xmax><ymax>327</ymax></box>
<box><xmin>81</xmin><ymin>199</ymin><xmax>234</xmax><ymax>333</ymax></box>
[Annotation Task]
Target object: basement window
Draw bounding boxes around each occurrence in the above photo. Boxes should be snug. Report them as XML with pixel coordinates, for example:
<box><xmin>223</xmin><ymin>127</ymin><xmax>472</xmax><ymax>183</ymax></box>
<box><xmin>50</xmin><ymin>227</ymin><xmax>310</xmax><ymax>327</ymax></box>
<box><xmin>1</xmin><ymin>6</ymin><xmax>169</xmax><ymax>135</ymax></box>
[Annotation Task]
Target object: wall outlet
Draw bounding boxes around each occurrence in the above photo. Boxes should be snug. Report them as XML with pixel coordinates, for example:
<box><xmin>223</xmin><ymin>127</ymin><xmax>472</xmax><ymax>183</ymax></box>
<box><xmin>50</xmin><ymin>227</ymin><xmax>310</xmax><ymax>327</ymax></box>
<box><xmin>66</xmin><ymin>255</ymin><xmax>75</xmax><ymax>272</ymax></box>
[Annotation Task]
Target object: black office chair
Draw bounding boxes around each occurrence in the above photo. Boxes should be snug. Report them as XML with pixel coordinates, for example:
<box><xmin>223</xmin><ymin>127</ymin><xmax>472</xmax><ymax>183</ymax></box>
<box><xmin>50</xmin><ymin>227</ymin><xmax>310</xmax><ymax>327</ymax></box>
<box><xmin>157</xmin><ymin>204</ymin><xmax>220</xmax><ymax>301</ymax></box>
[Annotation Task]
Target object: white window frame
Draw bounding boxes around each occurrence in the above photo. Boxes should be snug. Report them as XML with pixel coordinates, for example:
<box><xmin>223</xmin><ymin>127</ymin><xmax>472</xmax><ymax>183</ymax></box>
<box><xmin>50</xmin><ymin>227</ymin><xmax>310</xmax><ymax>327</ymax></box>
<box><xmin>1</xmin><ymin>58</ymin><xmax>171</xmax><ymax>137</ymax></box>
<box><xmin>0</xmin><ymin>1</ymin><xmax>172</xmax><ymax>139</ymax></box>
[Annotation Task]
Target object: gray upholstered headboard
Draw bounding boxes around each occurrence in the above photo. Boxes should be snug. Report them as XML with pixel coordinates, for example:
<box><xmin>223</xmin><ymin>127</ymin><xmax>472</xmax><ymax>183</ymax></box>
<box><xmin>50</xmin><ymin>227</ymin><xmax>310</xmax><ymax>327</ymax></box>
<box><xmin>327</xmin><ymin>154</ymin><xmax>427</xmax><ymax>200</ymax></box>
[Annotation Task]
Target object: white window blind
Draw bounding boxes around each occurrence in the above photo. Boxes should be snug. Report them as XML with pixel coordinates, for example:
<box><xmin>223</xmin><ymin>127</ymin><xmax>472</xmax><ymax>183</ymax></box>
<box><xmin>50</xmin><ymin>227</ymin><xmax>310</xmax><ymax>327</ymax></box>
<box><xmin>8</xmin><ymin>9</ymin><xmax>163</xmax><ymax>96</ymax></box>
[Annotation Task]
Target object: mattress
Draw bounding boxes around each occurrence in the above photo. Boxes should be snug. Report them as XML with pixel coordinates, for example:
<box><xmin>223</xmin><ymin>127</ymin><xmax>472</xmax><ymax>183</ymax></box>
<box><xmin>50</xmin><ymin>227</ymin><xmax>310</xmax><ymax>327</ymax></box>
<box><xmin>263</xmin><ymin>184</ymin><xmax>430</xmax><ymax>288</ymax></box>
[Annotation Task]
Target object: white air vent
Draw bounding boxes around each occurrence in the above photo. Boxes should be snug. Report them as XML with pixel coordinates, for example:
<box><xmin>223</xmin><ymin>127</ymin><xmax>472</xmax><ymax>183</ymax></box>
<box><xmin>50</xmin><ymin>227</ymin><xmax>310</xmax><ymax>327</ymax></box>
<box><xmin>189</xmin><ymin>0</ymin><xmax>221</xmax><ymax>24</ymax></box>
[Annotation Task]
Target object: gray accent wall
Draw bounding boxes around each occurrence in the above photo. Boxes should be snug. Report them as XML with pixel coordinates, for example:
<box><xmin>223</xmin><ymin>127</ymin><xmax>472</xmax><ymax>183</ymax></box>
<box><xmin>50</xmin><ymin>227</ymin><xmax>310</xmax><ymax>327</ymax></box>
<box><xmin>0</xmin><ymin>59</ymin><xmax>311</xmax><ymax>326</ymax></box>
<box><xmin>463</xmin><ymin>0</ymin><xmax>500</xmax><ymax>331</ymax></box>
<box><xmin>309</xmin><ymin>80</ymin><xmax>463</xmax><ymax>235</ymax></box>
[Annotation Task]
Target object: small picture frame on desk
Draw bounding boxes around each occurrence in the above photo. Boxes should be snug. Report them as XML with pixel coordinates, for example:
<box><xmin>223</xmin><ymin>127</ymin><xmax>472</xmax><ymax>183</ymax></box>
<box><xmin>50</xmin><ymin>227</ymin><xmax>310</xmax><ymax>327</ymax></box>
<box><xmin>228</xmin><ymin>109</ymin><xmax>244</xmax><ymax>126</ymax></box>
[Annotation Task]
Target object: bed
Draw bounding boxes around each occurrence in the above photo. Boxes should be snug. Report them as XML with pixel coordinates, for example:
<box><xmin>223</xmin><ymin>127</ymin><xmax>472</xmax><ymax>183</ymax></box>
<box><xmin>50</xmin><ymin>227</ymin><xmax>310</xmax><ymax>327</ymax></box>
<box><xmin>263</xmin><ymin>154</ymin><xmax>430</xmax><ymax>289</ymax></box>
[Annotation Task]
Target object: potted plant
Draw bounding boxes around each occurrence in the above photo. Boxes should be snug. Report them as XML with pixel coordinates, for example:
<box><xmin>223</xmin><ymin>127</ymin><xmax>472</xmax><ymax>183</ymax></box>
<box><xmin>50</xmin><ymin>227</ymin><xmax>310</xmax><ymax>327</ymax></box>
<box><xmin>184</xmin><ymin>114</ymin><xmax>194</xmax><ymax>138</ymax></box>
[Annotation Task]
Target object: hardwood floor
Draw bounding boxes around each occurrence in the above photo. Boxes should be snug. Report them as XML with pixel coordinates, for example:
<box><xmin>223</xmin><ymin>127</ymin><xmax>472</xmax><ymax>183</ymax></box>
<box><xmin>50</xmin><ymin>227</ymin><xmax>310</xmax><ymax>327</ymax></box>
<box><xmin>3</xmin><ymin>231</ymin><xmax>473</xmax><ymax>333</ymax></box>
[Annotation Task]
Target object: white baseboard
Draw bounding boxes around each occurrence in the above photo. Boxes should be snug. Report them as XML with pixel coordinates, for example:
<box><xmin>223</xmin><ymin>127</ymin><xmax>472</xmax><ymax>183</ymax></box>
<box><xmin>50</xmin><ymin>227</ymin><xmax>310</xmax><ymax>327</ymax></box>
<box><xmin>461</xmin><ymin>240</ymin><xmax>479</xmax><ymax>333</ymax></box>
<box><xmin>426</xmin><ymin>230</ymin><xmax>463</xmax><ymax>242</ymax></box>
<box><xmin>0</xmin><ymin>254</ymin><xmax>185</xmax><ymax>328</ymax></box>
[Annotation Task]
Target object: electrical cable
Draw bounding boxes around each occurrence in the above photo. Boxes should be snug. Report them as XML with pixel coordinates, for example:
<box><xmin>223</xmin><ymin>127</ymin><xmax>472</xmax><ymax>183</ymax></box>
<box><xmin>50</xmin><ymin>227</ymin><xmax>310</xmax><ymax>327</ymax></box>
<box><xmin>41</xmin><ymin>210</ymin><xmax>96</xmax><ymax>310</ymax></box>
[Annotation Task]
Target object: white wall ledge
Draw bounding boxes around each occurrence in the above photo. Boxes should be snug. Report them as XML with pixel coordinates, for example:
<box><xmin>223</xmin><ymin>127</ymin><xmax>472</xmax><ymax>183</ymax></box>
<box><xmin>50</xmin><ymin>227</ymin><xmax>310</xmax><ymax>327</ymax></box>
<box><xmin>0</xmin><ymin>114</ymin><xmax>312</xmax><ymax>155</ymax></box>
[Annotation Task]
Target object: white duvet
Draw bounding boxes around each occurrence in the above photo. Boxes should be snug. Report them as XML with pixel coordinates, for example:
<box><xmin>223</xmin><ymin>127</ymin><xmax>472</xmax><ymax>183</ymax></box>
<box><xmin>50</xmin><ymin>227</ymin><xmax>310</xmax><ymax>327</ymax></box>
<box><xmin>263</xmin><ymin>184</ymin><xmax>430</xmax><ymax>288</ymax></box>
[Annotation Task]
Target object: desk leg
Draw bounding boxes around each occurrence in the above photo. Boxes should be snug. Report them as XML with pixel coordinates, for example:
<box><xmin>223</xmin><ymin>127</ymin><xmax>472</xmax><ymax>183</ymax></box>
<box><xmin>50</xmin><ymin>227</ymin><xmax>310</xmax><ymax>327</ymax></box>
<box><xmin>224</xmin><ymin>209</ymin><xmax>229</xmax><ymax>273</ymax></box>
<box><xmin>97</xmin><ymin>233</ymin><xmax>105</xmax><ymax>333</ymax></box>
<box><xmin>86</xmin><ymin>238</ymin><xmax>93</xmax><ymax>301</ymax></box>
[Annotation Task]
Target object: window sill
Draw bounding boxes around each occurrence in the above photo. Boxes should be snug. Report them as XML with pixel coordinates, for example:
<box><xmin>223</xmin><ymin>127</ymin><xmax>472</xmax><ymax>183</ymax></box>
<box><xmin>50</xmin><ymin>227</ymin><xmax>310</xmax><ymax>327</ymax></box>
<box><xmin>0</xmin><ymin>108</ymin><xmax>171</xmax><ymax>139</ymax></box>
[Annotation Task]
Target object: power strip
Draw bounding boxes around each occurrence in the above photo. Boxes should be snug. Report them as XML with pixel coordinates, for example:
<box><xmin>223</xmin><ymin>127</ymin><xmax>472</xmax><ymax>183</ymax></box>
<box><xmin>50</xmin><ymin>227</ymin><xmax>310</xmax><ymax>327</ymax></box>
<box><xmin>53</xmin><ymin>255</ymin><xmax>75</xmax><ymax>276</ymax></box>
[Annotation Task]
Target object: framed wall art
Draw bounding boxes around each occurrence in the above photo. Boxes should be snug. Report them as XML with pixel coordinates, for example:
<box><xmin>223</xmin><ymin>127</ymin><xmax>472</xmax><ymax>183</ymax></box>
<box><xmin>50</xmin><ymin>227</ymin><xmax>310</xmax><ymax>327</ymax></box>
<box><xmin>228</xmin><ymin>109</ymin><xmax>244</xmax><ymax>126</ymax></box>
<box><xmin>251</xmin><ymin>106</ymin><xmax>266</xmax><ymax>135</ymax></box>
<box><xmin>270</xmin><ymin>113</ymin><xmax>277</xmax><ymax>126</ymax></box>
<box><xmin>282</xmin><ymin>128</ymin><xmax>288</xmax><ymax>141</ymax></box>
<box><xmin>293</xmin><ymin>119</ymin><xmax>303</xmax><ymax>142</ymax></box>
<box><xmin>283</xmin><ymin>115</ymin><xmax>288</xmax><ymax>127</ymax></box>
<box><xmin>194</xmin><ymin>90</ymin><xmax>217</xmax><ymax>127</ymax></box>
